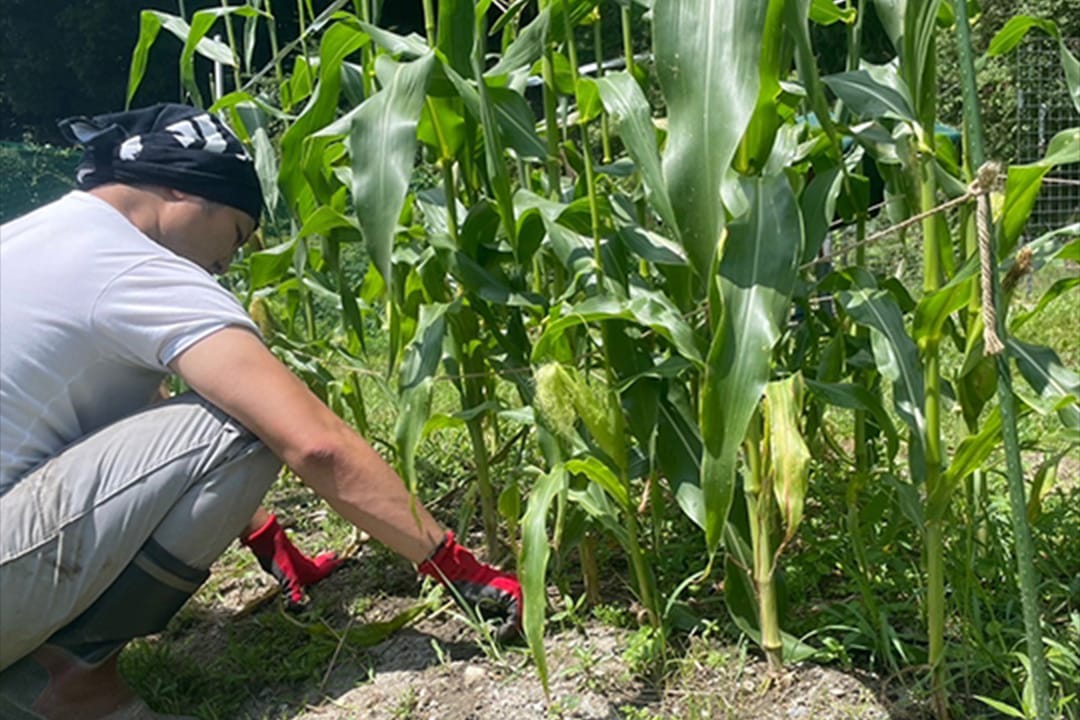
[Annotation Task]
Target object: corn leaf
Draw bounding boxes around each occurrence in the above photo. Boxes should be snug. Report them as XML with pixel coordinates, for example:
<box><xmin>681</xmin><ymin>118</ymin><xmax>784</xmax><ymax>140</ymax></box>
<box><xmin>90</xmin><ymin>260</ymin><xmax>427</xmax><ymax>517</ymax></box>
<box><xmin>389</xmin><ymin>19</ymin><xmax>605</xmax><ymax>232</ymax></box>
<box><xmin>566</xmin><ymin>457</ymin><xmax>630</xmax><ymax>510</ymax></box>
<box><xmin>531</xmin><ymin>288</ymin><xmax>704</xmax><ymax>367</ymax></box>
<box><xmin>279</xmin><ymin>23</ymin><xmax>371</xmax><ymax>213</ymax></box>
<box><xmin>437</xmin><ymin>0</ymin><xmax>475</xmax><ymax>78</ymax></box>
<box><xmin>822</xmin><ymin>65</ymin><xmax>916</xmax><ymax>123</ymax></box>
<box><xmin>700</xmin><ymin>174</ymin><xmax>804</xmax><ymax>552</ymax></box>
<box><xmin>343</xmin><ymin>53</ymin><xmax>435</xmax><ymax>289</ymax></box>
<box><xmin>658</xmin><ymin>386</ymin><xmax>706</xmax><ymax>529</ymax></box>
<box><xmin>655</xmin><ymin>0</ymin><xmax>769</xmax><ymax>279</ymax></box>
<box><xmin>805</xmin><ymin>379</ymin><xmax>900</xmax><ymax>459</ymax></box>
<box><xmin>765</xmin><ymin>375</ymin><xmax>810</xmax><ymax>542</ymax></box>
<box><xmin>1000</xmin><ymin>128</ymin><xmax>1080</xmax><ymax>255</ymax></box>
<box><xmin>395</xmin><ymin>304</ymin><xmax>448</xmax><ymax>496</ymax></box>
<box><xmin>839</xmin><ymin>287</ymin><xmax>928</xmax><ymax>464</ymax></box>
<box><xmin>521</xmin><ymin>465</ymin><xmax>568</xmax><ymax>693</ymax></box>
<box><xmin>596</xmin><ymin>72</ymin><xmax>680</xmax><ymax>239</ymax></box>
<box><xmin>1009</xmin><ymin>339</ymin><xmax>1080</xmax><ymax>430</ymax></box>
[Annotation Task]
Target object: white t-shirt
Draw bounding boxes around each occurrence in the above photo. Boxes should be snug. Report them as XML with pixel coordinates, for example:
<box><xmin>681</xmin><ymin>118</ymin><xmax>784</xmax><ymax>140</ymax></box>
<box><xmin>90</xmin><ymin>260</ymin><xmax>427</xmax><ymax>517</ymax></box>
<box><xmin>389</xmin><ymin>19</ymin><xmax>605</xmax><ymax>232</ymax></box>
<box><xmin>0</xmin><ymin>191</ymin><xmax>258</xmax><ymax>494</ymax></box>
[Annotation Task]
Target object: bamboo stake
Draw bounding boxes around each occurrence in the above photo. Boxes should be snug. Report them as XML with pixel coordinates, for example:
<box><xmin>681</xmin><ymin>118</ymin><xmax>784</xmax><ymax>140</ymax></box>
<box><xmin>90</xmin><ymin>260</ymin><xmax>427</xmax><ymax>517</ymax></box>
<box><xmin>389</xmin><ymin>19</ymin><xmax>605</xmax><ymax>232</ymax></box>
<box><xmin>951</xmin><ymin>2</ymin><xmax>1053</xmax><ymax>717</ymax></box>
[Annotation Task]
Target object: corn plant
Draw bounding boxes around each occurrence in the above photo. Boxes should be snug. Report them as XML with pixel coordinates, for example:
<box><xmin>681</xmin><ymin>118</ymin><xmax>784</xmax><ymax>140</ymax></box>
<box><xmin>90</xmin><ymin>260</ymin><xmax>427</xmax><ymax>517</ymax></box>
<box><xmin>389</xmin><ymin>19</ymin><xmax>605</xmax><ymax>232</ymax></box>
<box><xmin>126</xmin><ymin>0</ymin><xmax>1080</xmax><ymax>714</ymax></box>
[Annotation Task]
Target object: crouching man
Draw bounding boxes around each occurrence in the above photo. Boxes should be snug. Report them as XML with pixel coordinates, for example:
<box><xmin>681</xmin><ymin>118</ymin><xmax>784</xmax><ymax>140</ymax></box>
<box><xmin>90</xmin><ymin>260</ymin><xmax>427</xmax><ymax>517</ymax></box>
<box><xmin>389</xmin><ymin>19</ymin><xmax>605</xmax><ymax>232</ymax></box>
<box><xmin>0</xmin><ymin>103</ymin><xmax>521</xmax><ymax>720</ymax></box>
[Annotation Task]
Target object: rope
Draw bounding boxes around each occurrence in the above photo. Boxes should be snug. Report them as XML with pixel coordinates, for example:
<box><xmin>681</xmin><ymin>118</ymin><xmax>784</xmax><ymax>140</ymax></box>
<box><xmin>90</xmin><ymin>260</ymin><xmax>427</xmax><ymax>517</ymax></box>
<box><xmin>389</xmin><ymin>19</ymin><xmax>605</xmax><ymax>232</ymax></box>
<box><xmin>973</xmin><ymin>162</ymin><xmax>1005</xmax><ymax>356</ymax></box>
<box><xmin>800</xmin><ymin>192</ymin><xmax>975</xmax><ymax>271</ymax></box>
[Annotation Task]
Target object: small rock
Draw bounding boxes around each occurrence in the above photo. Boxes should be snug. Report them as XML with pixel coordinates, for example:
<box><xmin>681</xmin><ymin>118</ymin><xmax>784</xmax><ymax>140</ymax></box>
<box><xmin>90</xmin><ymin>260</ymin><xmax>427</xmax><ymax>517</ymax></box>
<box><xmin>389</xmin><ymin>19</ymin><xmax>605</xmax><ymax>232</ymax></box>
<box><xmin>463</xmin><ymin>664</ymin><xmax>487</xmax><ymax>687</ymax></box>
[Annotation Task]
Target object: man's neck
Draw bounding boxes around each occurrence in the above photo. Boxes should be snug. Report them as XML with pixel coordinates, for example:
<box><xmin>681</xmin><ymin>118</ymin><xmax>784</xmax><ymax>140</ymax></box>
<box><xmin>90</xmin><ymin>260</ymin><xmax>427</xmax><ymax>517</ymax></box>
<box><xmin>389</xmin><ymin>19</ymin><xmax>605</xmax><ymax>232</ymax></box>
<box><xmin>87</xmin><ymin>184</ymin><xmax>166</xmax><ymax>242</ymax></box>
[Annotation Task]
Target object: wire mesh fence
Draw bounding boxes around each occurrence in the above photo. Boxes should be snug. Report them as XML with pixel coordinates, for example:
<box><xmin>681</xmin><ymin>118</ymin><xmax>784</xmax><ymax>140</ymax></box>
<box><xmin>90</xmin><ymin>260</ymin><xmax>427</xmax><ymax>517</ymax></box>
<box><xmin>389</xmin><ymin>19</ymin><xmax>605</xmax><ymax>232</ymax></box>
<box><xmin>1015</xmin><ymin>37</ymin><xmax>1080</xmax><ymax>239</ymax></box>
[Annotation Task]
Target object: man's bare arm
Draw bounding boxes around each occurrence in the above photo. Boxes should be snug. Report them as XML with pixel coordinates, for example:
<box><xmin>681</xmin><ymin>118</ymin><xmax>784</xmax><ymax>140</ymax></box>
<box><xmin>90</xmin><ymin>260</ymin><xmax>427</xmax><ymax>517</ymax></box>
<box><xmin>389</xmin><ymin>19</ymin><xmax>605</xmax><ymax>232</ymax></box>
<box><xmin>169</xmin><ymin>326</ymin><xmax>444</xmax><ymax>564</ymax></box>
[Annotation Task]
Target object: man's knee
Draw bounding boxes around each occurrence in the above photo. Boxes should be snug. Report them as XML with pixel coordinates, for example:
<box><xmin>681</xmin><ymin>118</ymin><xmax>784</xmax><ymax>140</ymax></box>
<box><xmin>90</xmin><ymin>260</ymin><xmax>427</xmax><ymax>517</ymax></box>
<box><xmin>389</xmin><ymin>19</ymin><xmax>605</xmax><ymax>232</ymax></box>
<box><xmin>151</xmin><ymin>438</ymin><xmax>279</xmax><ymax>570</ymax></box>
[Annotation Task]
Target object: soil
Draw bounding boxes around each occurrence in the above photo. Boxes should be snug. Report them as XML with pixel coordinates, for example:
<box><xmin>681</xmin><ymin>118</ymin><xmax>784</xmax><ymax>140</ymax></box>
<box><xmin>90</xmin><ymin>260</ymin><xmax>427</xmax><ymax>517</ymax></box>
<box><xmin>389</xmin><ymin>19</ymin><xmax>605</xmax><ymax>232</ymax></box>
<box><xmin>153</xmin><ymin>539</ymin><xmax>923</xmax><ymax>720</ymax></box>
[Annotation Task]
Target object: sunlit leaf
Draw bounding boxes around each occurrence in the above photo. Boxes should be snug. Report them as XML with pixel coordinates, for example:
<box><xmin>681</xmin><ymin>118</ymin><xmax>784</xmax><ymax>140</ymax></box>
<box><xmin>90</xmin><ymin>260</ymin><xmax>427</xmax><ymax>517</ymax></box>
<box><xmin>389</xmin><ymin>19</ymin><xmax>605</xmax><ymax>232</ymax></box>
<box><xmin>655</xmin><ymin>0</ymin><xmax>769</xmax><ymax>278</ymax></box>
<box><xmin>700</xmin><ymin>174</ymin><xmax>803</xmax><ymax>551</ymax></box>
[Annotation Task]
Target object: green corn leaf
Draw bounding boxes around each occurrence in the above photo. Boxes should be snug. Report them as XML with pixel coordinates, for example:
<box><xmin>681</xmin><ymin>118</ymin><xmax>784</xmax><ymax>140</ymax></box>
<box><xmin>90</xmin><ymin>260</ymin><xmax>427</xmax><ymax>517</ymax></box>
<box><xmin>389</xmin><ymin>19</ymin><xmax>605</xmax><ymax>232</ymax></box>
<box><xmin>658</xmin><ymin>386</ymin><xmax>706</xmax><ymax>529</ymax></box>
<box><xmin>521</xmin><ymin>465</ymin><xmax>568</xmax><ymax>693</ymax></box>
<box><xmin>734</xmin><ymin>0</ymin><xmax>787</xmax><ymax>174</ymax></box>
<box><xmin>279</xmin><ymin>22</ymin><xmax>371</xmax><ymax>213</ymax></box>
<box><xmin>808</xmin><ymin>0</ymin><xmax>856</xmax><ymax>25</ymax></box>
<box><xmin>446</xmin><ymin>65</ymin><xmax>548</xmax><ymax>161</ymax></box>
<box><xmin>596</xmin><ymin>72</ymin><xmax>680</xmax><ymax>239</ymax></box>
<box><xmin>1009</xmin><ymin>339</ymin><xmax>1080</xmax><ymax>430</ymax></box>
<box><xmin>1011</xmin><ymin>277</ymin><xmax>1080</xmax><ymax>333</ymax></box>
<box><xmin>804</xmin><ymin>379</ymin><xmax>900</xmax><ymax>460</ymax></box>
<box><xmin>248</xmin><ymin>239</ymin><xmax>298</xmax><ymax>289</ymax></box>
<box><xmin>216</xmin><ymin>98</ymin><xmax>283</xmax><ymax>213</ymax></box>
<box><xmin>400</xmin><ymin>303</ymin><xmax>447</xmax><ymax>392</ymax></box>
<box><xmin>445</xmin><ymin>252</ymin><xmax>546</xmax><ymax>309</ymax></box>
<box><xmin>902</xmin><ymin>0</ymin><xmax>944</xmax><ymax>124</ymax></box>
<box><xmin>357</xmin><ymin>22</ymin><xmax>429</xmax><ymax>59</ymax></box>
<box><xmin>764</xmin><ymin>374</ymin><xmax>810</xmax><ymax>542</ymax></box>
<box><xmin>485</xmin><ymin>7</ymin><xmax>551</xmax><ymax>77</ymax></box>
<box><xmin>127</xmin><ymin>12</ymin><xmax>166</xmax><ymax>108</ymax></box>
<box><xmin>575</xmin><ymin>77</ymin><xmax>604</xmax><ymax>125</ymax></box>
<box><xmin>800</xmin><ymin>166</ymin><xmax>843</xmax><ymax>263</ymax></box>
<box><xmin>822</xmin><ymin>65</ymin><xmax>917</xmax><ymax>123</ymax></box>
<box><xmin>785</xmin><ymin>0</ymin><xmax>846</xmax><ymax>164</ymax></box>
<box><xmin>1001</xmin><ymin>128</ymin><xmax>1080</xmax><ymax>255</ymax></box>
<box><xmin>395</xmin><ymin>377</ymin><xmax>433</xmax><ymax>499</ymax></box>
<box><xmin>566</xmin><ymin>457</ymin><xmax>631</xmax><ymax>511</ymax></box>
<box><xmin>933</xmin><ymin>407</ymin><xmax>1010</xmax><ymax>520</ymax></box>
<box><xmin>394</xmin><ymin>304</ymin><xmax>448</xmax><ymax>497</ymax></box>
<box><xmin>437</xmin><ymin>0</ymin><xmax>475</xmax><ymax>78</ymax></box>
<box><xmin>488</xmin><ymin>87</ymin><xmax>547</xmax><ymax>161</ymax></box>
<box><xmin>987</xmin><ymin>15</ymin><xmax>1079</xmax><ymax>113</ymax></box>
<box><xmin>912</xmin><ymin>259</ymin><xmax>977</xmax><ymax>349</ymax></box>
<box><xmin>179</xmin><ymin>8</ymin><xmax>259</xmax><ymax>106</ymax></box>
<box><xmin>470</xmin><ymin>38</ymin><xmax>519</xmax><ymax>253</ymax></box>
<box><xmin>700</xmin><ymin>174</ymin><xmax>804</xmax><ymax>552</ymax></box>
<box><xmin>986</xmin><ymin>15</ymin><xmax>1060</xmax><ymax>56</ymax></box>
<box><xmin>126</xmin><ymin>9</ymin><xmax>258</xmax><ymax>107</ymax></box>
<box><xmin>655</xmin><ymin>0</ymin><xmax>769</xmax><ymax>279</ymax></box>
<box><xmin>418</xmin><ymin>96</ymin><xmax>468</xmax><ymax>159</ymax></box>
<box><xmin>567</xmin><ymin>484</ymin><xmax>630</xmax><ymax>546</ymax></box>
<box><xmin>341</xmin><ymin>53</ymin><xmax>435</xmax><ymax>290</ymax></box>
<box><xmin>839</xmin><ymin>287</ymin><xmax>928</xmax><ymax>462</ymax></box>
<box><xmin>532</xmin><ymin>287</ymin><xmax>704</xmax><ymax>367</ymax></box>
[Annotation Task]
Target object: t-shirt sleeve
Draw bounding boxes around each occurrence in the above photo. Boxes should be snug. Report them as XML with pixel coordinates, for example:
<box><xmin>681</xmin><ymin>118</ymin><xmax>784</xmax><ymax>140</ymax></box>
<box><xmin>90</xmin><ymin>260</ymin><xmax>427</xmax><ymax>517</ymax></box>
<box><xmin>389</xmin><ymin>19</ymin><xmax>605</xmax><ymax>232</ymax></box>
<box><xmin>91</xmin><ymin>256</ymin><xmax>261</xmax><ymax>370</ymax></box>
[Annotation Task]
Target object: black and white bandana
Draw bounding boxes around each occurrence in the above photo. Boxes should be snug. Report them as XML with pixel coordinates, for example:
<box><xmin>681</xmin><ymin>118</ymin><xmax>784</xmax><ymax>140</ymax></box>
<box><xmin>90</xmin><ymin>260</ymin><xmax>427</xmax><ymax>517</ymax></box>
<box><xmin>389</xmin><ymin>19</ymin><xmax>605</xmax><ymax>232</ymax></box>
<box><xmin>58</xmin><ymin>103</ymin><xmax>263</xmax><ymax>223</ymax></box>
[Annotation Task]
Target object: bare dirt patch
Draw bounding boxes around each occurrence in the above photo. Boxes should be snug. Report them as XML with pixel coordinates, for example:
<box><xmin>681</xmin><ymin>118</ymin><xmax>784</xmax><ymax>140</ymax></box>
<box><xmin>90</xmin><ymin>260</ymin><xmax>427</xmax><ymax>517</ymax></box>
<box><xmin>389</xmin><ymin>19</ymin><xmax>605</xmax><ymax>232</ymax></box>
<box><xmin>143</xmin><ymin>543</ymin><xmax>919</xmax><ymax>720</ymax></box>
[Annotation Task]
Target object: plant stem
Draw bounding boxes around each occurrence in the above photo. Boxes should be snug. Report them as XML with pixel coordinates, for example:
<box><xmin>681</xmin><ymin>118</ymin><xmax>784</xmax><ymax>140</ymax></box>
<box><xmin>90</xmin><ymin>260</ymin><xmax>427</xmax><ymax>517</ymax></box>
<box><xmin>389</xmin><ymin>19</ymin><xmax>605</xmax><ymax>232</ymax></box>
<box><xmin>580</xmin><ymin>532</ymin><xmax>601</xmax><ymax>606</ymax></box>
<box><xmin>557</xmin><ymin>0</ymin><xmax>602</xmax><ymax>275</ymax></box>
<box><xmin>620</xmin><ymin>4</ymin><xmax>635</xmax><ymax>78</ymax></box>
<box><xmin>593</xmin><ymin>12</ymin><xmax>612</xmax><ymax>163</ymax></box>
<box><xmin>918</xmin><ymin>150</ymin><xmax>949</xmax><ymax>719</ymax></box>
<box><xmin>266</xmin><ymin>0</ymin><xmax>284</xmax><ymax>93</ymax></box>
<box><xmin>541</xmin><ymin>48</ymin><xmax>562</xmax><ymax>198</ymax></box>
<box><xmin>421</xmin><ymin>0</ymin><xmax>436</xmax><ymax>45</ymax></box>
<box><xmin>466</xmin><ymin>415</ymin><xmax>499</xmax><ymax>557</ymax></box>
<box><xmin>951</xmin><ymin>2</ymin><xmax>1053</xmax><ymax>717</ymax></box>
<box><xmin>218</xmin><ymin>0</ymin><xmax>242</xmax><ymax>90</ymax></box>
<box><xmin>745</xmin><ymin>418</ymin><xmax>782</xmax><ymax>671</ymax></box>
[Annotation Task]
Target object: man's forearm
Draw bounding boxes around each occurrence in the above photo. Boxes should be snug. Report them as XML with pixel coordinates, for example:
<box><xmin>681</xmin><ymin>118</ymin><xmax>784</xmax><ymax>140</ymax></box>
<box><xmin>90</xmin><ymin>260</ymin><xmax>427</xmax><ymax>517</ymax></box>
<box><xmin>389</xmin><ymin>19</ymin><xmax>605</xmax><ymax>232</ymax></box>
<box><xmin>290</xmin><ymin>422</ymin><xmax>444</xmax><ymax>564</ymax></box>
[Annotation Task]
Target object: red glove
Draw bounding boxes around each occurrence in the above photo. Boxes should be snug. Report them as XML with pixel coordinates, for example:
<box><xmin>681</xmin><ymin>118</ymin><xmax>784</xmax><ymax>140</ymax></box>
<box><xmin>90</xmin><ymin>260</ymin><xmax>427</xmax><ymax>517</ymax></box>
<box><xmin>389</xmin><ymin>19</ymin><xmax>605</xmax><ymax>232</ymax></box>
<box><xmin>241</xmin><ymin>514</ymin><xmax>342</xmax><ymax>609</ymax></box>
<box><xmin>418</xmin><ymin>531</ymin><xmax>522</xmax><ymax>642</ymax></box>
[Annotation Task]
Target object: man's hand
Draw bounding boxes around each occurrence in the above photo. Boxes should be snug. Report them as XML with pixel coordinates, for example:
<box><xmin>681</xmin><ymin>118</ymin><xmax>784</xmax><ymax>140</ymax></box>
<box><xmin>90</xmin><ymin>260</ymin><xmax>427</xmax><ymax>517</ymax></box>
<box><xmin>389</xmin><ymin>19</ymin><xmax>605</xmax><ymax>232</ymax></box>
<box><xmin>241</xmin><ymin>513</ymin><xmax>342</xmax><ymax>609</ymax></box>
<box><xmin>418</xmin><ymin>532</ymin><xmax>522</xmax><ymax>642</ymax></box>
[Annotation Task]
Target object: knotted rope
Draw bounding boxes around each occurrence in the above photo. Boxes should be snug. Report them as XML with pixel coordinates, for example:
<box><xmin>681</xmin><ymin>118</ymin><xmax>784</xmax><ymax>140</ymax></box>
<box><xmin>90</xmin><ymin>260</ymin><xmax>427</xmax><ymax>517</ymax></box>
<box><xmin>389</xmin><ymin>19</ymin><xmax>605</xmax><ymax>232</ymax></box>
<box><xmin>972</xmin><ymin>162</ymin><xmax>1004</xmax><ymax>356</ymax></box>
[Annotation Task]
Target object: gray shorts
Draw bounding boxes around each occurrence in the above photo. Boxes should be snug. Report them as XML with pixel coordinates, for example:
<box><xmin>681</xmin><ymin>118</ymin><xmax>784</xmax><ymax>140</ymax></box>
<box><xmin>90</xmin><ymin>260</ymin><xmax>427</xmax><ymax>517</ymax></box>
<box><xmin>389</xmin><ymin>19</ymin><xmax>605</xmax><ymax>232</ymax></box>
<box><xmin>0</xmin><ymin>393</ymin><xmax>279</xmax><ymax>669</ymax></box>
